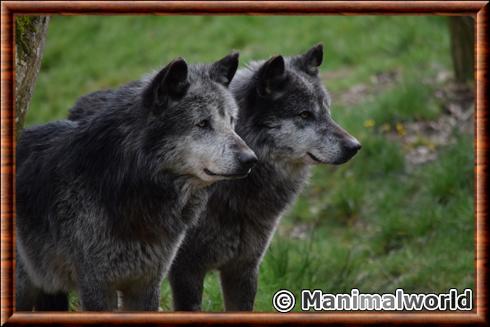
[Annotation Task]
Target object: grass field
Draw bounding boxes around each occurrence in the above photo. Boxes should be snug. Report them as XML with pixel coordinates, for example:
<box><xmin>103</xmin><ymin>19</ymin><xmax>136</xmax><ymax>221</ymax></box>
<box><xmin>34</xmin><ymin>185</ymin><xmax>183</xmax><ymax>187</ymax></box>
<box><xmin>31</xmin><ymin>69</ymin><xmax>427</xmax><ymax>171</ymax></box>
<box><xmin>25</xmin><ymin>16</ymin><xmax>474</xmax><ymax>312</ymax></box>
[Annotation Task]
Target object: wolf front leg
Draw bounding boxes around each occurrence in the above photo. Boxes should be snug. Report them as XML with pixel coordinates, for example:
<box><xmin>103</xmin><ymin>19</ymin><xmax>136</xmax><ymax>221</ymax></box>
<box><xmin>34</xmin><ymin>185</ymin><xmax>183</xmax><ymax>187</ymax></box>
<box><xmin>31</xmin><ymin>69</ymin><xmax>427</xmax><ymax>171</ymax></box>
<box><xmin>15</xmin><ymin>257</ymin><xmax>38</xmax><ymax>311</ymax></box>
<box><xmin>168</xmin><ymin>265</ymin><xmax>206</xmax><ymax>311</ymax></box>
<box><xmin>120</xmin><ymin>279</ymin><xmax>161</xmax><ymax>311</ymax></box>
<box><xmin>219</xmin><ymin>263</ymin><xmax>258</xmax><ymax>311</ymax></box>
<box><xmin>78</xmin><ymin>277</ymin><xmax>118</xmax><ymax>311</ymax></box>
<box><xmin>35</xmin><ymin>291</ymin><xmax>69</xmax><ymax>311</ymax></box>
<box><xmin>16</xmin><ymin>252</ymin><xmax>69</xmax><ymax>311</ymax></box>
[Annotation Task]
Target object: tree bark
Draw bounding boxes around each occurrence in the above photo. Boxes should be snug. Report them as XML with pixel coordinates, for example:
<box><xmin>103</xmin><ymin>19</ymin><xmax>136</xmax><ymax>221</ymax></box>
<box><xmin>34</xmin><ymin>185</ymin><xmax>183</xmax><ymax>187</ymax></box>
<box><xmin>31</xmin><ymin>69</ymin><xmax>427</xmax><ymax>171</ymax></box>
<box><xmin>448</xmin><ymin>17</ymin><xmax>474</xmax><ymax>84</ymax></box>
<box><xmin>15</xmin><ymin>16</ymin><xmax>50</xmax><ymax>136</ymax></box>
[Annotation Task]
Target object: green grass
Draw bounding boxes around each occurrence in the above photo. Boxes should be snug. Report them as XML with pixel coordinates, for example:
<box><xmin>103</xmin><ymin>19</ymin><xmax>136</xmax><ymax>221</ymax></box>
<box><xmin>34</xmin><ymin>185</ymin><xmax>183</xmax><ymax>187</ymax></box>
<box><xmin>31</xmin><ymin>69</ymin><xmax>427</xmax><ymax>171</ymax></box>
<box><xmin>368</xmin><ymin>80</ymin><xmax>442</xmax><ymax>125</ymax></box>
<box><xmin>28</xmin><ymin>15</ymin><xmax>450</xmax><ymax>125</ymax></box>
<box><xmin>23</xmin><ymin>15</ymin><xmax>473</xmax><ymax>312</ymax></box>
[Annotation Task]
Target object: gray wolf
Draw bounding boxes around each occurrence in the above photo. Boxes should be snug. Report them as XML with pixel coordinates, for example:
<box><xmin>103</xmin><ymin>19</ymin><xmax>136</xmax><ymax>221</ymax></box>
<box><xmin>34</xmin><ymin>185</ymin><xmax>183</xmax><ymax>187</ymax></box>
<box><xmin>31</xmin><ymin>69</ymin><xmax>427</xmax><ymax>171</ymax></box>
<box><xmin>15</xmin><ymin>53</ymin><xmax>257</xmax><ymax>311</ymax></box>
<box><xmin>167</xmin><ymin>44</ymin><xmax>361</xmax><ymax>311</ymax></box>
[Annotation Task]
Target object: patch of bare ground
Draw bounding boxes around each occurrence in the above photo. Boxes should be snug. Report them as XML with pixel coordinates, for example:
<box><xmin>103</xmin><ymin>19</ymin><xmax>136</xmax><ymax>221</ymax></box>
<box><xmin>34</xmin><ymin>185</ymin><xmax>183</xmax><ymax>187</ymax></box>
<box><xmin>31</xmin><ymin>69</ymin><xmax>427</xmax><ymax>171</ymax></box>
<box><xmin>342</xmin><ymin>70</ymin><xmax>400</xmax><ymax>108</ymax></box>
<box><xmin>326</xmin><ymin>67</ymin><xmax>473</xmax><ymax>168</ymax></box>
<box><xmin>388</xmin><ymin>72</ymin><xmax>474</xmax><ymax>168</ymax></box>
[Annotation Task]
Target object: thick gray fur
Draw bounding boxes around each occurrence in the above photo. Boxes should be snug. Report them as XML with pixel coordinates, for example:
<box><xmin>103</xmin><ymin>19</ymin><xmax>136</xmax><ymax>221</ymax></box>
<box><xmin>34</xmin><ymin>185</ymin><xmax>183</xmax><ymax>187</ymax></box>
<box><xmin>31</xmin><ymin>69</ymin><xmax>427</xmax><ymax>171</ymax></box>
<box><xmin>16</xmin><ymin>53</ymin><xmax>257</xmax><ymax>311</ymax></box>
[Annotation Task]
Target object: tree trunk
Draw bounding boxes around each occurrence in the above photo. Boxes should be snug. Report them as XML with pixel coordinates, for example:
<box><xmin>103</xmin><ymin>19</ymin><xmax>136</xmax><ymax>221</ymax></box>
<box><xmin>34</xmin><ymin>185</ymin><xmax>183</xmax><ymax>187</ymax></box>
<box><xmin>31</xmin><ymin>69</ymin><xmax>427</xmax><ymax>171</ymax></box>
<box><xmin>448</xmin><ymin>17</ymin><xmax>474</xmax><ymax>84</ymax></box>
<box><xmin>15</xmin><ymin>16</ymin><xmax>50</xmax><ymax>136</ymax></box>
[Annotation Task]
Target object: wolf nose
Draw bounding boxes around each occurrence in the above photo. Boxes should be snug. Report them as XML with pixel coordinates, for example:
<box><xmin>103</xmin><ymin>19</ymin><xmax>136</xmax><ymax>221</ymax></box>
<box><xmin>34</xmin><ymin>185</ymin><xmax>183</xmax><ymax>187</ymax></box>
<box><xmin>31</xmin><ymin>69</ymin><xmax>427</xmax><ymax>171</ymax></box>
<box><xmin>238</xmin><ymin>151</ymin><xmax>258</xmax><ymax>170</ymax></box>
<box><xmin>346</xmin><ymin>139</ymin><xmax>362</xmax><ymax>153</ymax></box>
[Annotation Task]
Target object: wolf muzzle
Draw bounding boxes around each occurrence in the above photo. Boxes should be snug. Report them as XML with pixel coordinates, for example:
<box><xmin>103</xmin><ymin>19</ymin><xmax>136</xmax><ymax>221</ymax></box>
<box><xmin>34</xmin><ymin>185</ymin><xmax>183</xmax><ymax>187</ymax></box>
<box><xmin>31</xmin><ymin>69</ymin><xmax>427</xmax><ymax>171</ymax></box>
<box><xmin>329</xmin><ymin>119</ymin><xmax>362</xmax><ymax>164</ymax></box>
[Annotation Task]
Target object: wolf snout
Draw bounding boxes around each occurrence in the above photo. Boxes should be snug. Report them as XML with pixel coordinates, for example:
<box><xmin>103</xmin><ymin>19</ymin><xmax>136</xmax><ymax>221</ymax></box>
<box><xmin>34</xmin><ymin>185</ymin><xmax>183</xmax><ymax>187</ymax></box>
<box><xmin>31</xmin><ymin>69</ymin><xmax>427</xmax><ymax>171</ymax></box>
<box><xmin>345</xmin><ymin>138</ymin><xmax>362</xmax><ymax>154</ymax></box>
<box><xmin>237</xmin><ymin>150</ymin><xmax>258</xmax><ymax>171</ymax></box>
<box><xmin>339</xmin><ymin>137</ymin><xmax>362</xmax><ymax>163</ymax></box>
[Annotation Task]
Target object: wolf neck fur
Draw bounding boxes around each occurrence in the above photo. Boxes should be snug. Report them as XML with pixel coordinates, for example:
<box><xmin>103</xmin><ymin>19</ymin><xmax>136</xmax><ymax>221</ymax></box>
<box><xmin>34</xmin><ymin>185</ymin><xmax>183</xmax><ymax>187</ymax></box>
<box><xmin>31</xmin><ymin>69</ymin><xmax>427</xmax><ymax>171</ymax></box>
<box><xmin>72</xmin><ymin>108</ymin><xmax>201</xmax><ymax>239</ymax></box>
<box><xmin>214</xmin><ymin>64</ymin><xmax>312</xmax><ymax>223</ymax></box>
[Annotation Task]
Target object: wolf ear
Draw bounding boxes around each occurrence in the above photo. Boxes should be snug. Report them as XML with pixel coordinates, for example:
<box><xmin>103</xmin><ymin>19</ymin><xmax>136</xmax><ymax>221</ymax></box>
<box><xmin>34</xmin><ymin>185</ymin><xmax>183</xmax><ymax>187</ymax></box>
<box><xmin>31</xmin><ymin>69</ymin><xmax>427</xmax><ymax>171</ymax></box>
<box><xmin>209</xmin><ymin>52</ymin><xmax>239</xmax><ymax>87</ymax></box>
<box><xmin>301</xmin><ymin>43</ymin><xmax>323</xmax><ymax>75</ymax></box>
<box><xmin>143</xmin><ymin>58</ymin><xmax>190</xmax><ymax>115</ymax></box>
<box><xmin>257</xmin><ymin>55</ymin><xmax>288</xmax><ymax>98</ymax></box>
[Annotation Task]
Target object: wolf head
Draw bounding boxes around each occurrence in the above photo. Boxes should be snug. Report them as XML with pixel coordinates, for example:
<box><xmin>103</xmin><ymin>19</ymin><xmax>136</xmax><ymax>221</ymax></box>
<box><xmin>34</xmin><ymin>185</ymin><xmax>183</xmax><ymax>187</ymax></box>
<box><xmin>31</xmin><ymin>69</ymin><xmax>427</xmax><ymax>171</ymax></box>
<box><xmin>232</xmin><ymin>44</ymin><xmax>361</xmax><ymax>166</ymax></box>
<box><xmin>140</xmin><ymin>53</ymin><xmax>257</xmax><ymax>183</ymax></box>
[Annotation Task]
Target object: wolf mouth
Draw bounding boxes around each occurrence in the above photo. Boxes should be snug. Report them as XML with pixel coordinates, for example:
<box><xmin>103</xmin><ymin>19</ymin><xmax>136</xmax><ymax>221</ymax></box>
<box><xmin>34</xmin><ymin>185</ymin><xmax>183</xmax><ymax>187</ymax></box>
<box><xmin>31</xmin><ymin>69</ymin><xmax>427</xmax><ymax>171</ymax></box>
<box><xmin>307</xmin><ymin>152</ymin><xmax>326</xmax><ymax>163</ymax></box>
<box><xmin>204</xmin><ymin>168</ymin><xmax>251</xmax><ymax>178</ymax></box>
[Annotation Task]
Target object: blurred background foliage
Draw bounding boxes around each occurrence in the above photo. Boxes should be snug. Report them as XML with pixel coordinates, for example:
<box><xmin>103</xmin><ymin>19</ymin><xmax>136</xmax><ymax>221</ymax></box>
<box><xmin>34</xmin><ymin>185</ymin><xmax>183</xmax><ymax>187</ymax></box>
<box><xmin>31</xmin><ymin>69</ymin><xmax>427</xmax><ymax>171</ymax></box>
<box><xmin>26</xmin><ymin>16</ymin><xmax>474</xmax><ymax>312</ymax></box>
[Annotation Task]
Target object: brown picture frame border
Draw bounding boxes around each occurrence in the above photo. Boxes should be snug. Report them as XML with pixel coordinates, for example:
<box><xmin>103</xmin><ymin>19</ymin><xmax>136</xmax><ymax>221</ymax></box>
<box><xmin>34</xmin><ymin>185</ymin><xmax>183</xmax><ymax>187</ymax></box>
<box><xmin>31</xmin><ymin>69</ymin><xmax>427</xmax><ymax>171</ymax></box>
<box><xmin>1</xmin><ymin>1</ymin><xmax>488</xmax><ymax>325</ymax></box>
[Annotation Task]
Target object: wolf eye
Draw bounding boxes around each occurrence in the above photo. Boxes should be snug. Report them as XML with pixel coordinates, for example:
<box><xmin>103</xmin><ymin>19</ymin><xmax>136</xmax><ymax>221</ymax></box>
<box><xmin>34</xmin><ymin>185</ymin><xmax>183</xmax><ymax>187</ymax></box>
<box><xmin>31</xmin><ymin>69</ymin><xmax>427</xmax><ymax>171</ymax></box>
<box><xmin>196</xmin><ymin>119</ymin><xmax>210</xmax><ymax>128</ymax></box>
<box><xmin>299</xmin><ymin>111</ymin><xmax>313</xmax><ymax>119</ymax></box>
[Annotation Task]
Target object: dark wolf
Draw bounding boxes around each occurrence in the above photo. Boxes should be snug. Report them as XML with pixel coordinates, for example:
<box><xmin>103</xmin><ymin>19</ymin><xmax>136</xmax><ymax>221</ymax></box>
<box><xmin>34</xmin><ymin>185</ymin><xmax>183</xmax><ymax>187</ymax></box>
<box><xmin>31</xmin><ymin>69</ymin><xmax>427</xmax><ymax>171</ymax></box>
<box><xmin>16</xmin><ymin>53</ymin><xmax>257</xmax><ymax>311</ymax></box>
<box><xmin>167</xmin><ymin>44</ymin><xmax>362</xmax><ymax>311</ymax></box>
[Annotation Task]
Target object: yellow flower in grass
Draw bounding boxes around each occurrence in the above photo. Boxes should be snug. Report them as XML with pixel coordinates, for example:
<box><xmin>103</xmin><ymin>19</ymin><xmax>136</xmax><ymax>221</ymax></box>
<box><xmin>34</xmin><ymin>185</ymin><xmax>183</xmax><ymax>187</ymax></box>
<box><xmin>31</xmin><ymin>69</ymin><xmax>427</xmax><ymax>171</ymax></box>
<box><xmin>396</xmin><ymin>122</ymin><xmax>406</xmax><ymax>136</ymax></box>
<box><xmin>364</xmin><ymin>119</ymin><xmax>375</xmax><ymax>128</ymax></box>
